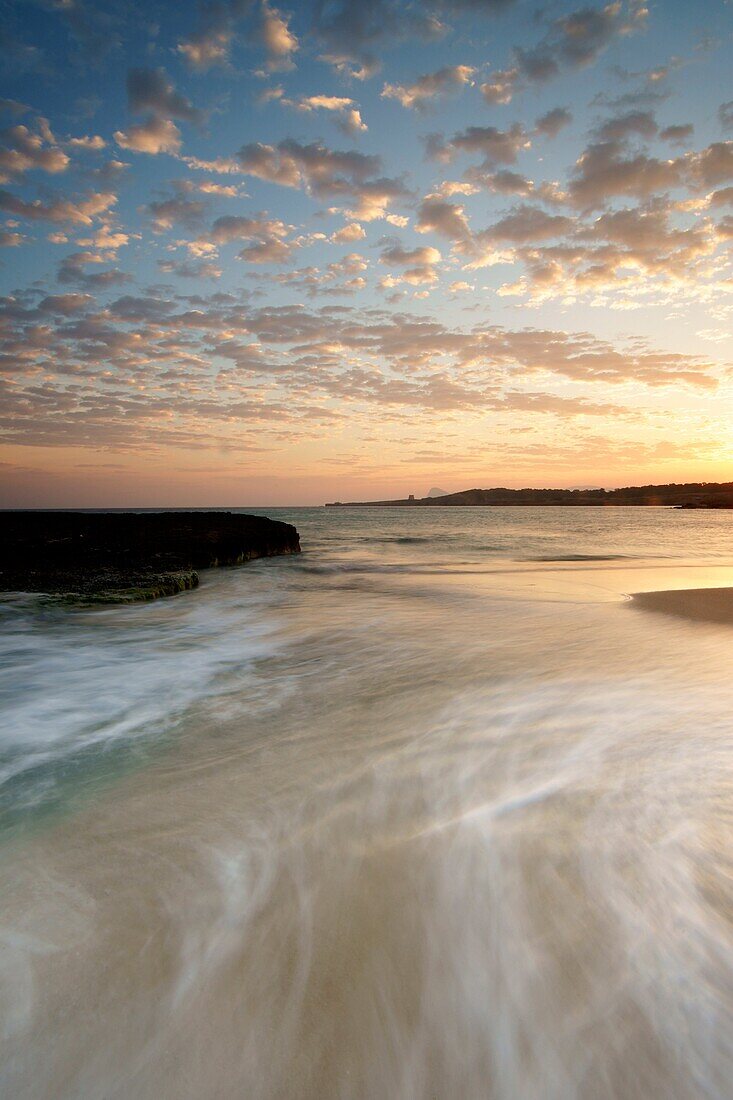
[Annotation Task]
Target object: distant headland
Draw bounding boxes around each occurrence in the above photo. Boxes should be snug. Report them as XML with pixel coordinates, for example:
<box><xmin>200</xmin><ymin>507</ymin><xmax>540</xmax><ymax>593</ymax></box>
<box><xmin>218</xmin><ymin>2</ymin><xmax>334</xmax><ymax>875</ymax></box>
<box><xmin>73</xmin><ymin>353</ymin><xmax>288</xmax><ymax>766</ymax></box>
<box><xmin>326</xmin><ymin>482</ymin><xmax>733</xmax><ymax>508</ymax></box>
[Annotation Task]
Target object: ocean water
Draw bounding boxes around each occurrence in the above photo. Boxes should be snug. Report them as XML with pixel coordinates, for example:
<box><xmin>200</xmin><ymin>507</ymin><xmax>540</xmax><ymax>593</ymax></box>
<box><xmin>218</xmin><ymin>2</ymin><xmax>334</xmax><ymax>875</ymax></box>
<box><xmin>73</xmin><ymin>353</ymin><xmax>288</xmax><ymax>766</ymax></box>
<box><xmin>1</xmin><ymin>507</ymin><xmax>732</xmax><ymax>1099</ymax></box>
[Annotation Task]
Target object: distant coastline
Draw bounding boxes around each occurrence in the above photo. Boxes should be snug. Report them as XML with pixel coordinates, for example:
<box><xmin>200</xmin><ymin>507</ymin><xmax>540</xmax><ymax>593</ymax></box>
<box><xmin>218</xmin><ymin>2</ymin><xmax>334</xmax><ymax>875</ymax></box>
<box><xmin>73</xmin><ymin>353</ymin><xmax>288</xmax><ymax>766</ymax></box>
<box><xmin>326</xmin><ymin>482</ymin><xmax>733</xmax><ymax>509</ymax></box>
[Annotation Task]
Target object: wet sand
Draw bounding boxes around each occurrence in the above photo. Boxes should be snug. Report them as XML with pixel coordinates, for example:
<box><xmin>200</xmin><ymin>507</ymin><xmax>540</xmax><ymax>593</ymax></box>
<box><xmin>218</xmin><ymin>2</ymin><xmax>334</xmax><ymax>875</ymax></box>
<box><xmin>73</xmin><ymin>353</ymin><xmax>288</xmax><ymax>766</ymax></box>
<box><xmin>633</xmin><ymin>587</ymin><xmax>733</xmax><ymax>626</ymax></box>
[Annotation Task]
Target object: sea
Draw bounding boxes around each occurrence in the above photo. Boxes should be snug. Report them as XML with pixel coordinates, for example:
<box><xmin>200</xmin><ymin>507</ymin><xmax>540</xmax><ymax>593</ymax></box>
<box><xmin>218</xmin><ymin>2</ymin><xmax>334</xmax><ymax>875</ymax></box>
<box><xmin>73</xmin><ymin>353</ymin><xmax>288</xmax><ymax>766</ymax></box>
<box><xmin>1</xmin><ymin>506</ymin><xmax>732</xmax><ymax>1099</ymax></box>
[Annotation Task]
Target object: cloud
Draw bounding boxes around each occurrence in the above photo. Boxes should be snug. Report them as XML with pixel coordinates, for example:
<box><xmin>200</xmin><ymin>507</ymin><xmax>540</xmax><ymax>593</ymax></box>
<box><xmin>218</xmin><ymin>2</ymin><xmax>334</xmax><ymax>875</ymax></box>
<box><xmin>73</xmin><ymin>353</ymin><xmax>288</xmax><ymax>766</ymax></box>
<box><xmin>235</xmin><ymin>137</ymin><xmax>408</xmax><ymax>218</ymax></box>
<box><xmin>175</xmin><ymin>0</ymin><xmax>245</xmax><ymax>72</ymax></box>
<box><xmin>147</xmin><ymin>197</ymin><xmax>206</xmax><ymax>231</ymax></box>
<box><xmin>90</xmin><ymin>159</ymin><xmax>130</xmax><ymax>185</ymax></box>
<box><xmin>339</xmin><ymin>108</ymin><xmax>368</xmax><ymax>136</ymax></box>
<box><xmin>479</xmin><ymin>2</ymin><xmax>647</xmax><ymax>105</ymax></box>
<box><xmin>535</xmin><ymin>108</ymin><xmax>572</xmax><ymax>138</ymax></box>
<box><xmin>515</xmin><ymin>2</ymin><xmax>648</xmax><ymax>83</ymax></box>
<box><xmin>312</xmin><ymin>0</ymin><xmax>517</xmax><ymax>80</ymax></box>
<box><xmin>57</xmin><ymin>251</ymin><xmax>130</xmax><ymax>288</ymax></box>
<box><xmin>38</xmin><ymin>293</ymin><xmax>94</xmax><ymax>314</ymax></box>
<box><xmin>380</xmin><ymin>242</ymin><xmax>442</xmax><ymax>284</ymax></box>
<box><xmin>382</xmin><ymin>65</ymin><xmax>474</xmax><ymax>110</ymax></box>
<box><xmin>429</xmin><ymin>123</ymin><xmax>531</xmax><ymax>167</ymax></box>
<box><xmin>297</xmin><ymin>94</ymin><xmax>353</xmax><ymax>111</ymax></box>
<box><xmin>568</xmin><ymin>140</ymin><xmax>681</xmax><ymax>208</ymax></box>
<box><xmin>259</xmin><ymin>2</ymin><xmax>299</xmax><ymax>70</ymax></box>
<box><xmin>709</xmin><ymin>186</ymin><xmax>733</xmax><ymax>208</ymax></box>
<box><xmin>688</xmin><ymin>142</ymin><xmax>733</xmax><ymax>189</ymax></box>
<box><xmin>313</xmin><ymin>0</ymin><xmax>445</xmax><ymax>80</ymax></box>
<box><xmin>126</xmin><ymin>68</ymin><xmax>203</xmax><ymax>124</ymax></box>
<box><xmin>467</xmin><ymin>168</ymin><xmax>538</xmax><ymax>196</ymax></box>
<box><xmin>78</xmin><ymin>225</ymin><xmax>130</xmax><ymax>253</ymax></box>
<box><xmin>480</xmin><ymin>68</ymin><xmax>520</xmax><ymax>105</ymax></box>
<box><xmin>564</xmin><ymin>137</ymin><xmax>732</xmax><ymax>211</ymax></box>
<box><xmin>176</xmin><ymin>0</ymin><xmax>296</xmax><ymax>73</ymax></box>
<box><xmin>114</xmin><ymin>117</ymin><xmax>181</xmax><ymax>155</ymax></box>
<box><xmin>0</xmin><ymin>294</ymin><xmax>717</xmax><ymax>458</ymax></box>
<box><xmin>262</xmin><ymin>254</ymin><xmax>368</xmax><ymax>296</ymax></box>
<box><xmin>594</xmin><ymin>110</ymin><xmax>657</xmax><ymax>142</ymax></box>
<box><xmin>416</xmin><ymin>195</ymin><xmax>472</xmax><ymax>242</ymax></box>
<box><xmin>481</xmin><ymin>204</ymin><xmax>573</xmax><ymax>243</ymax></box>
<box><xmin>114</xmin><ymin>67</ymin><xmax>202</xmax><ymax>156</ymax></box>
<box><xmin>206</xmin><ymin>213</ymin><xmax>296</xmax><ymax>262</ymax></box>
<box><xmin>159</xmin><ymin>259</ymin><xmax>223</xmax><ymax>279</ymax></box>
<box><xmin>0</xmin><ymin>277</ymin><xmax>722</xmax><ymax>467</ymax></box>
<box><xmin>0</xmin><ymin>229</ymin><xmax>24</xmax><ymax>246</ymax></box>
<box><xmin>496</xmin><ymin>197</ymin><xmax>726</xmax><ymax>306</ymax></box>
<box><xmin>68</xmin><ymin>134</ymin><xmax>106</xmax><ymax>150</ymax></box>
<box><xmin>660</xmin><ymin>123</ymin><xmax>693</xmax><ymax>146</ymax></box>
<box><xmin>237</xmin><ymin>137</ymin><xmax>379</xmax><ymax>187</ymax></box>
<box><xmin>719</xmin><ymin>101</ymin><xmax>733</xmax><ymax>132</ymax></box>
<box><xmin>177</xmin><ymin>31</ymin><xmax>232</xmax><ymax>72</ymax></box>
<box><xmin>286</xmin><ymin>94</ymin><xmax>367</xmax><ymax>134</ymax></box>
<box><xmin>0</xmin><ymin>98</ymin><xmax>31</xmax><ymax>116</ymax></box>
<box><xmin>331</xmin><ymin>222</ymin><xmax>366</xmax><ymax>242</ymax></box>
<box><xmin>0</xmin><ymin>119</ymin><xmax>69</xmax><ymax>182</ymax></box>
<box><xmin>0</xmin><ymin>188</ymin><xmax>116</xmax><ymax>225</ymax></box>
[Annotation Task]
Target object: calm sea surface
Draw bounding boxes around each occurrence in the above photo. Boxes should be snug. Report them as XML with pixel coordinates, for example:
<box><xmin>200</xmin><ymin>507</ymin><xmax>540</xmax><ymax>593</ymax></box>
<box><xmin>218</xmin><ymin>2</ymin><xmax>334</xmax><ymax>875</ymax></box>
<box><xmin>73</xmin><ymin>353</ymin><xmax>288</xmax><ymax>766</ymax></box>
<box><xmin>1</xmin><ymin>507</ymin><xmax>732</xmax><ymax>1098</ymax></box>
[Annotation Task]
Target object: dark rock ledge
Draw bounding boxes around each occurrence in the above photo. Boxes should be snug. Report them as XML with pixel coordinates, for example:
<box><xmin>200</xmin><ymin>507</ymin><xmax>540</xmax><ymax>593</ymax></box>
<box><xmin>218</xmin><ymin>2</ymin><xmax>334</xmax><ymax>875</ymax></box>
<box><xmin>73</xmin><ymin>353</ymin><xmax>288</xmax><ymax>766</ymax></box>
<box><xmin>0</xmin><ymin>511</ymin><xmax>301</xmax><ymax>604</ymax></box>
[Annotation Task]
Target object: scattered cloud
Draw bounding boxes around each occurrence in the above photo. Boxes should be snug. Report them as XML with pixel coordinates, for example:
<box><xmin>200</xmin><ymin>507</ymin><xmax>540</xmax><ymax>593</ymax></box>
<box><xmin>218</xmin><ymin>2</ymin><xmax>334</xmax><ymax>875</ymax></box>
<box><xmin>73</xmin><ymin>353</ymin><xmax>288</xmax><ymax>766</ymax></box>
<box><xmin>660</xmin><ymin>123</ymin><xmax>693</xmax><ymax>145</ymax></box>
<box><xmin>594</xmin><ymin>109</ymin><xmax>657</xmax><ymax>142</ymax></box>
<box><xmin>126</xmin><ymin>68</ymin><xmax>203</xmax><ymax>125</ymax></box>
<box><xmin>719</xmin><ymin>101</ymin><xmax>733</xmax><ymax>132</ymax></box>
<box><xmin>380</xmin><ymin>242</ymin><xmax>442</xmax><ymax>284</ymax></box>
<box><xmin>235</xmin><ymin>137</ymin><xmax>408</xmax><ymax>218</ymax></box>
<box><xmin>0</xmin><ymin>188</ymin><xmax>116</xmax><ymax>225</ymax></box>
<box><xmin>428</xmin><ymin>124</ymin><xmax>531</xmax><ymax>167</ymax></box>
<box><xmin>382</xmin><ymin>65</ymin><xmax>474</xmax><ymax>110</ymax></box>
<box><xmin>0</xmin><ymin>0</ymin><xmax>729</xmax><ymax>490</ymax></box>
<box><xmin>115</xmin><ymin>117</ymin><xmax>182</xmax><ymax>155</ymax></box>
<box><xmin>535</xmin><ymin>108</ymin><xmax>572</xmax><ymax>139</ymax></box>
<box><xmin>259</xmin><ymin>2</ymin><xmax>299</xmax><ymax>70</ymax></box>
<box><xmin>147</xmin><ymin>196</ymin><xmax>206</xmax><ymax>231</ymax></box>
<box><xmin>0</xmin><ymin>118</ymin><xmax>69</xmax><ymax>182</ymax></box>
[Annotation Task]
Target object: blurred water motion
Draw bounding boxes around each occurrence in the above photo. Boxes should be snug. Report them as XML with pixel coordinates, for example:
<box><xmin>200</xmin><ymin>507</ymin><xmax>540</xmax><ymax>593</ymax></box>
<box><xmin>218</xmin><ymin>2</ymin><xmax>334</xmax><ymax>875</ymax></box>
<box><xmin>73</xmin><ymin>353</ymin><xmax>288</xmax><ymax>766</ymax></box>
<box><xmin>1</xmin><ymin>507</ymin><xmax>732</xmax><ymax>1098</ymax></box>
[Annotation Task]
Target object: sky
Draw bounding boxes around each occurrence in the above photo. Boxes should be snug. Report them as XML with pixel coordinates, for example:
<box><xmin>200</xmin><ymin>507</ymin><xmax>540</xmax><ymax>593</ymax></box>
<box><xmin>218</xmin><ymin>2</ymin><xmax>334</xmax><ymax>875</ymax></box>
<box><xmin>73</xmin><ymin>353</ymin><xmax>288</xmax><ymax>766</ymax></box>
<box><xmin>0</xmin><ymin>0</ymin><xmax>731</xmax><ymax>506</ymax></box>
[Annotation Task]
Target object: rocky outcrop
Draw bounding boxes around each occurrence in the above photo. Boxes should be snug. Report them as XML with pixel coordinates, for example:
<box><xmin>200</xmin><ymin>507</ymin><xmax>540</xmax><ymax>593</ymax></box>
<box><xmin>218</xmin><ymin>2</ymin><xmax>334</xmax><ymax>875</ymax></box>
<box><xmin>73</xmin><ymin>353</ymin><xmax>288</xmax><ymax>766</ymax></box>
<box><xmin>0</xmin><ymin>511</ymin><xmax>301</xmax><ymax>603</ymax></box>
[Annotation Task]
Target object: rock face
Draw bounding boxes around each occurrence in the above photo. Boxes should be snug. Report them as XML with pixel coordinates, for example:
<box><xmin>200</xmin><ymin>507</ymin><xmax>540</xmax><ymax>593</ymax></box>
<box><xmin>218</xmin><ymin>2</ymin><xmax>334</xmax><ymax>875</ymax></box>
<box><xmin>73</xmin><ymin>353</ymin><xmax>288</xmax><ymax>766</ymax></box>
<box><xmin>0</xmin><ymin>511</ymin><xmax>301</xmax><ymax>603</ymax></box>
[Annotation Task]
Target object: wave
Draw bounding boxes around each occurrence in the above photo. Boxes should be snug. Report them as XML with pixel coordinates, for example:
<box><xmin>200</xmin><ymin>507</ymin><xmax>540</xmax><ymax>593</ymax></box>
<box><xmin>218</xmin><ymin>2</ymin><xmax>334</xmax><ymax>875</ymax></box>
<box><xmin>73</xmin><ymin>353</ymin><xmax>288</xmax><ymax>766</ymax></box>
<box><xmin>0</xmin><ymin>583</ymin><xmax>283</xmax><ymax>826</ymax></box>
<box><xmin>524</xmin><ymin>554</ymin><xmax>631</xmax><ymax>562</ymax></box>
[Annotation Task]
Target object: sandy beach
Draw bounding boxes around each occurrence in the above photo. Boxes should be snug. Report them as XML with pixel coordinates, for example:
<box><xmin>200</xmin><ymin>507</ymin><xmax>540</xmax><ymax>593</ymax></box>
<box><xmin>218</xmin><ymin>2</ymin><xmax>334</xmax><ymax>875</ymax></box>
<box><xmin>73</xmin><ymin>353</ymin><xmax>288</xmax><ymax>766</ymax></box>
<box><xmin>633</xmin><ymin>587</ymin><xmax>733</xmax><ymax>626</ymax></box>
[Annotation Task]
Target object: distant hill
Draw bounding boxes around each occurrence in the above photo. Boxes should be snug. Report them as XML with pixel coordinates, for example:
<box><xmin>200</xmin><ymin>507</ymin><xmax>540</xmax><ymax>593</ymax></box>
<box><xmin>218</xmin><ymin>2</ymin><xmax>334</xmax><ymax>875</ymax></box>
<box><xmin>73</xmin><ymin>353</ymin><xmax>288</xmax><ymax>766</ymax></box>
<box><xmin>427</xmin><ymin>487</ymin><xmax>449</xmax><ymax>497</ymax></box>
<box><xmin>325</xmin><ymin>482</ymin><xmax>733</xmax><ymax>508</ymax></box>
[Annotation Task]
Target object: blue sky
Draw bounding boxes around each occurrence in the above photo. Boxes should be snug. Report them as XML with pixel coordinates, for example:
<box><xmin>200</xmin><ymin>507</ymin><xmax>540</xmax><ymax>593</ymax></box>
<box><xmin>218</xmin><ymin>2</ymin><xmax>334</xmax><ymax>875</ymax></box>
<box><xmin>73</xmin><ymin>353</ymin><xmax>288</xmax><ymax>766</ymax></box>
<box><xmin>1</xmin><ymin>0</ymin><xmax>732</xmax><ymax>504</ymax></box>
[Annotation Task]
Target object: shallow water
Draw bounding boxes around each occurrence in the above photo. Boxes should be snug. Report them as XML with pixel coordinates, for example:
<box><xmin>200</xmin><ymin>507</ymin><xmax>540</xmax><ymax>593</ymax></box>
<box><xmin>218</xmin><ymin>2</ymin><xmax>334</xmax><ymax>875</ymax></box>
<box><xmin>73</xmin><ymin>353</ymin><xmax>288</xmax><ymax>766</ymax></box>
<box><xmin>1</xmin><ymin>507</ymin><xmax>732</xmax><ymax>1098</ymax></box>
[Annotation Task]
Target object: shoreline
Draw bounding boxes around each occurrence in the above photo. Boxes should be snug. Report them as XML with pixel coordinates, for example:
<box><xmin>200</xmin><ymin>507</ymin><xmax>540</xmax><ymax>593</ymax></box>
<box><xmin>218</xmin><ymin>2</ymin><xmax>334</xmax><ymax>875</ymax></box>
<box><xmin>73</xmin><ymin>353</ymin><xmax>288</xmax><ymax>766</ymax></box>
<box><xmin>632</xmin><ymin>586</ymin><xmax>733</xmax><ymax>625</ymax></box>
